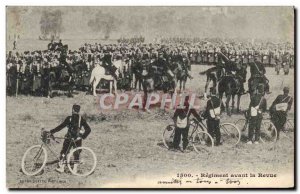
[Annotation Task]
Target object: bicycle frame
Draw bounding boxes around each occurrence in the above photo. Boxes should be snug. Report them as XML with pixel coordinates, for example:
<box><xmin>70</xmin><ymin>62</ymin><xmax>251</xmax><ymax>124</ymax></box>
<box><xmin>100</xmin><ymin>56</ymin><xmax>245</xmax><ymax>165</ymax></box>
<box><xmin>41</xmin><ymin>136</ymin><xmax>81</xmax><ymax>164</ymax></box>
<box><xmin>190</xmin><ymin>119</ymin><xmax>209</xmax><ymax>135</ymax></box>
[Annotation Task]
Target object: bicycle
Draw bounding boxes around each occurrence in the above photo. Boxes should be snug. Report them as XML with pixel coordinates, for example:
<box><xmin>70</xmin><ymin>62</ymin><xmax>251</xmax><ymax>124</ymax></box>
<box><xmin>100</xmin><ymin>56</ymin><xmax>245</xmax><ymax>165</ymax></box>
<box><xmin>21</xmin><ymin>129</ymin><xmax>97</xmax><ymax>177</ymax></box>
<box><xmin>283</xmin><ymin>118</ymin><xmax>294</xmax><ymax>133</ymax></box>
<box><xmin>162</xmin><ymin>118</ymin><xmax>214</xmax><ymax>153</ymax></box>
<box><xmin>235</xmin><ymin>115</ymin><xmax>277</xmax><ymax>143</ymax></box>
<box><xmin>265</xmin><ymin>117</ymin><xmax>294</xmax><ymax>139</ymax></box>
<box><xmin>162</xmin><ymin>117</ymin><xmax>241</xmax><ymax>153</ymax></box>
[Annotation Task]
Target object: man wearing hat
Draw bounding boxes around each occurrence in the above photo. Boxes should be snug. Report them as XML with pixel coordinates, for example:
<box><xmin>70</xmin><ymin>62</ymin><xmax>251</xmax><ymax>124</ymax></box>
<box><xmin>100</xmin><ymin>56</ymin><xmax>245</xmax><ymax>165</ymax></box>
<box><xmin>246</xmin><ymin>84</ymin><xmax>267</xmax><ymax>144</ymax></box>
<box><xmin>248</xmin><ymin>53</ymin><xmax>271</xmax><ymax>94</ymax></box>
<box><xmin>172</xmin><ymin>95</ymin><xmax>203</xmax><ymax>152</ymax></box>
<box><xmin>202</xmin><ymin>87</ymin><xmax>224</xmax><ymax>146</ymax></box>
<box><xmin>269</xmin><ymin>87</ymin><xmax>293</xmax><ymax>140</ymax></box>
<box><xmin>49</xmin><ymin>104</ymin><xmax>91</xmax><ymax>173</ymax></box>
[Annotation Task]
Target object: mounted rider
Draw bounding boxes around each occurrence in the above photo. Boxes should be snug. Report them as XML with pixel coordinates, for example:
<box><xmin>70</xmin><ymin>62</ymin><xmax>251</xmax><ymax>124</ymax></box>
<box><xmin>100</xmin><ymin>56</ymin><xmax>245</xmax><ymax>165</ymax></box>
<box><xmin>151</xmin><ymin>51</ymin><xmax>172</xmax><ymax>87</ymax></box>
<box><xmin>172</xmin><ymin>50</ymin><xmax>192</xmax><ymax>79</ymax></box>
<box><xmin>101</xmin><ymin>51</ymin><xmax>118</xmax><ymax>79</ymax></box>
<box><xmin>248</xmin><ymin>53</ymin><xmax>271</xmax><ymax>95</ymax></box>
<box><xmin>217</xmin><ymin>47</ymin><xmax>246</xmax><ymax>94</ymax></box>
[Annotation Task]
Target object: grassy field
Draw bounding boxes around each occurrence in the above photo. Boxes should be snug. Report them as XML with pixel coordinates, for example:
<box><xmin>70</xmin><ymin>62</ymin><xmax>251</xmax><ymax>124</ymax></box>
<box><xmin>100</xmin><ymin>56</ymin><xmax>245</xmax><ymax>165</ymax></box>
<box><xmin>6</xmin><ymin>63</ymin><xmax>295</xmax><ymax>188</ymax></box>
<box><xmin>6</xmin><ymin>39</ymin><xmax>295</xmax><ymax>188</ymax></box>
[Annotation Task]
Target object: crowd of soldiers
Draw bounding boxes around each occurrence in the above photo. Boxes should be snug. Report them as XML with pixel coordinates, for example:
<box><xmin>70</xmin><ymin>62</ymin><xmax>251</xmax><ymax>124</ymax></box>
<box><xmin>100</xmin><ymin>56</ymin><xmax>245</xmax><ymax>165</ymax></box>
<box><xmin>160</xmin><ymin>37</ymin><xmax>294</xmax><ymax>70</ymax></box>
<box><xmin>6</xmin><ymin>39</ymin><xmax>294</xmax><ymax>150</ymax></box>
<box><xmin>117</xmin><ymin>36</ymin><xmax>145</xmax><ymax>44</ymax></box>
<box><xmin>6</xmin><ymin>39</ymin><xmax>294</xmax><ymax>97</ymax></box>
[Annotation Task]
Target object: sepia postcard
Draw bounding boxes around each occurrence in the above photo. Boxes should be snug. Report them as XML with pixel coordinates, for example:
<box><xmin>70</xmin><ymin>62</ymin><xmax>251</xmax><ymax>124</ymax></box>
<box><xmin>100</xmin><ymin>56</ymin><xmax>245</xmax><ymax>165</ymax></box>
<box><xmin>6</xmin><ymin>6</ymin><xmax>295</xmax><ymax>189</ymax></box>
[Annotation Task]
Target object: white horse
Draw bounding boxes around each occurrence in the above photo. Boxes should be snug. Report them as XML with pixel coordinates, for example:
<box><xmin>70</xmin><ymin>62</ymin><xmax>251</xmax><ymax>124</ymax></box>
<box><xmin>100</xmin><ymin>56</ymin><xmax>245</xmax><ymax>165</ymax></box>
<box><xmin>89</xmin><ymin>60</ymin><xmax>123</xmax><ymax>96</ymax></box>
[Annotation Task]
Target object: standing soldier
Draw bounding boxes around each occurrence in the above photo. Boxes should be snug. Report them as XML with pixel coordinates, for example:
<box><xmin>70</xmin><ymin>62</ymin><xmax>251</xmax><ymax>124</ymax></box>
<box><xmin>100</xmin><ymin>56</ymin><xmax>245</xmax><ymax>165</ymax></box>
<box><xmin>274</xmin><ymin>48</ymin><xmax>281</xmax><ymax>75</ymax></box>
<box><xmin>172</xmin><ymin>95</ymin><xmax>202</xmax><ymax>152</ymax></box>
<box><xmin>262</xmin><ymin>47</ymin><xmax>269</xmax><ymax>65</ymax></box>
<box><xmin>13</xmin><ymin>34</ymin><xmax>18</xmax><ymax>50</ymax></box>
<box><xmin>208</xmin><ymin>46</ymin><xmax>214</xmax><ymax>64</ymax></box>
<box><xmin>269</xmin><ymin>87</ymin><xmax>293</xmax><ymax>140</ymax></box>
<box><xmin>282</xmin><ymin>51</ymin><xmax>290</xmax><ymax>75</ymax></box>
<box><xmin>242</xmin><ymin>47</ymin><xmax>249</xmax><ymax>65</ymax></box>
<box><xmin>248</xmin><ymin>47</ymin><xmax>255</xmax><ymax>63</ymax></box>
<box><xmin>246</xmin><ymin>85</ymin><xmax>267</xmax><ymax>144</ymax></box>
<box><xmin>202</xmin><ymin>87</ymin><xmax>224</xmax><ymax>146</ymax></box>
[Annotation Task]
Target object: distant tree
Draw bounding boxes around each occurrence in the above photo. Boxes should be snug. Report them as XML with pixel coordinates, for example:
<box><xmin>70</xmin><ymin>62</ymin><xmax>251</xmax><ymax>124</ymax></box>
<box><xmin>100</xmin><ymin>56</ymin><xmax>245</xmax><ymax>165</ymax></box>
<box><xmin>40</xmin><ymin>9</ymin><xmax>63</xmax><ymax>40</ymax></box>
<box><xmin>7</xmin><ymin>7</ymin><xmax>28</xmax><ymax>40</ymax></box>
<box><xmin>88</xmin><ymin>11</ymin><xmax>122</xmax><ymax>39</ymax></box>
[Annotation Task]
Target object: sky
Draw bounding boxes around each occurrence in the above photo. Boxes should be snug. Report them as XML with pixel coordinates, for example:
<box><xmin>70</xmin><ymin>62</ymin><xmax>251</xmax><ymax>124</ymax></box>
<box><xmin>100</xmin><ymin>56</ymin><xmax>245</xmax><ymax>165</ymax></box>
<box><xmin>6</xmin><ymin>6</ymin><xmax>294</xmax><ymax>42</ymax></box>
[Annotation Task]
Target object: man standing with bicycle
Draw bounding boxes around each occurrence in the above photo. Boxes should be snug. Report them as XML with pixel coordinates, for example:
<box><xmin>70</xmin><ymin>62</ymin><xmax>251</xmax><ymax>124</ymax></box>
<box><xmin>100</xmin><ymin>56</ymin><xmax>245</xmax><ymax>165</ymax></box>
<box><xmin>269</xmin><ymin>87</ymin><xmax>293</xmax><ymax>140</ymax></box>
<box><xmin>49</xmin><ymin>104</ymin><xmax>91</xmax><ymax>173</ymax></box>
<box><xmin>247</xmin><ymin>85</ymin><xmax>267</xmax><ymax>144</ymax></box>
<box><xmin>172</xmin><ymin>95</ymin><xmax>202</xmax><ymax>152</ymax></box>
<box><xmin>202</xmin><ymin>87</ymin><xmax>224</xmax><ymax>146</ymax></box>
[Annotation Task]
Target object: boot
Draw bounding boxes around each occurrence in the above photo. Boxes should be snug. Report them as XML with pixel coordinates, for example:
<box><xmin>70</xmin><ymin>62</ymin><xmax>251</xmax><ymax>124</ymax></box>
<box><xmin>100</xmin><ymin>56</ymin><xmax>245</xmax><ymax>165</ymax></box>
<box><xmin>55</xmin><ymin>160</ymin><xmax>65</xmax><ymax>173</ymax></box>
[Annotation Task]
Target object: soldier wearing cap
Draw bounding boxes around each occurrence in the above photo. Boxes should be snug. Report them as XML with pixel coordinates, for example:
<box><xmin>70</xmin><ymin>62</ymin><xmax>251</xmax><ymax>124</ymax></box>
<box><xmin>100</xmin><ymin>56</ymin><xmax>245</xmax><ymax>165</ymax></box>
<box><xmin>172</xmin><ymin>95</ymin><xmax>202</xmax><ymax>152</ymax></box>
<box><xmin>246</xmin><ymin>85</ymin><xmax>267</xmax><ymax>144</ymax></box>
<box><xmin>202</xmin><ymin>87</ymin><xmax>224</xmax><ymax>146</ymax></box>
<box><xmin>49</xmin><ymin>104</ymin><xmax>91</xmax><ymax>173</ymax></box>
<box><xmin>269</xmin><ymin>87</ymin><xmax>293</xmax><ymax>140</ymax></box>
<box><xmin>248</xmin><ymin>53</ymin><xmax>271</xmax><ymax>94</ymax></box>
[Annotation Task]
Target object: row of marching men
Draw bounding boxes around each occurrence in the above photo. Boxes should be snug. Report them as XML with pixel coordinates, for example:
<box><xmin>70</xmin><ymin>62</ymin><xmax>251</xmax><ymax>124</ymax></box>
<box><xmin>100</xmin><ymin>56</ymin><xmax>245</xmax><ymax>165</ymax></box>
<box><xmin>187</xmin><ymin>47</ymin><xmax>294</xmax><ymax>68</ymax></box>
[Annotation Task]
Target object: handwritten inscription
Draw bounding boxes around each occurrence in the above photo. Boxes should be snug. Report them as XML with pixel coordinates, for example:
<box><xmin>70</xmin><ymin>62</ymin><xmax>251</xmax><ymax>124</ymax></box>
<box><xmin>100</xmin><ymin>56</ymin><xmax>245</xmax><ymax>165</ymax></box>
<box><xmin>157</xmin><ymin>173</ymin><xmax>277</xmax><ymax>186</ymax></box>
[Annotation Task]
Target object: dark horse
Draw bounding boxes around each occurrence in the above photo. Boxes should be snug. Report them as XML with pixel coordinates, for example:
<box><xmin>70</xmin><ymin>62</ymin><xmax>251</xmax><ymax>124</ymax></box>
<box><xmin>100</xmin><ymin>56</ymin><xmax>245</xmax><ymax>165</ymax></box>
<box><xmin>73</xmin><ymin>60</ymin><xmax>92</xmax><ymax>92</ymax></box>
<box><xmin>139</xmin><ymin>59</ymin><xmax>175</xmax><ymax>110</ymax></box>
<box><xmin>171</xmin><ymin>61</ymin><xmax>189</xmax><ymax>93</ymax></box>
<box><xmin>218</xmin><ymin>63</ymin><xmax>246</xmax><ymax>115</ymax></box>
<box><xmin>47</xmin><ymin>64</ymin><xmax>75</xmax><ymax>98</ymax></box>
<box><xmin>199</xmin><ymin>66</ymin><xmax>224</xmax><ymax>99</ymax></box>
<box><xmin>248</xmin><ymin>76</ymin><xmax>267</xmax><ymax>98</ymax></box>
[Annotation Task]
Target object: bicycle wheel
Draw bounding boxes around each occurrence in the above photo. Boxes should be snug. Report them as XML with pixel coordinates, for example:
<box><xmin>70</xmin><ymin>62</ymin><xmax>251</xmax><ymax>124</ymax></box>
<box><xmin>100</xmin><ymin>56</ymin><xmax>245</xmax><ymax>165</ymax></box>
<box><xmin>162</xmin><ymin>125</ymin><xmax>175</xmax><ymax>149</ymax></box>
<box><xmin>192</xmin><ymin>131</ymin><xmax>214</xmax><ymax>153</ymax></box>
<box><xmin>220</xmin><ymin>123</ymin><xmax>241</xmax><ymax>146</ymax></box>
<box><xmin>260</xmin><ymin>120</ymin><xmax>277</xmax><ymax>143</ymax></box>
<box><xmin>21</xmin><ymin>145</ymin><xmax>47</xmax><ymax>176</ymax></box>
<box><xmin>67</xmin><ymin>146</ymin><xmax>97</xmax><ymax>177</ymax></box>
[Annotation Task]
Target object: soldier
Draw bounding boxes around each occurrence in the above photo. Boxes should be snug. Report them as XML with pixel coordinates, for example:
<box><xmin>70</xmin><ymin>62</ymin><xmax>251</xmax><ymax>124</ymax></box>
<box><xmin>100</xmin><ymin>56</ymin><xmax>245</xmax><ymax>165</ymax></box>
<box><xmin>274</xmin><ymin>49</ymin><xmax>281</xmax><ymax>74</ymax></box>
<box><xmin>242</xmin><ymin>47</ymin><xmax>249</xmax><ymax>65</ymax></box>
<box><xmin>49</xmin><ymin>104</ymin><xmax>91</xmax><ymax>173</ymax></box>
<box><xmin>282</xmin><ymin>51</ymin><xmax>291</xmax><ymax>75</ymax></box>
<box><xmin>246</xmin><ymin>85</ymin><xmax>267</xmax><ymax>144</ymax></box>
<box><xmin>202</xmin><ymin>87</ymin><xmax>224</xmax><ymax>146</ymax></box>
<box><xmin>172</xmin><ymin>95</ymin><xmax>202</xmax><ymax>152</ymax></box>
<box><xmin>48</xmin><ymin>40</ymin><xmax>54</xmax><ymax>51</ymax></box>
<box><xmin>217</xmin><ymin>47</ymin><xmax>238</xmax><ymax>75</ymax></box>
<box><xmin>269</xmin><ymin>87</ymin><xmax>293</xmax><ymax>140</ymax></box>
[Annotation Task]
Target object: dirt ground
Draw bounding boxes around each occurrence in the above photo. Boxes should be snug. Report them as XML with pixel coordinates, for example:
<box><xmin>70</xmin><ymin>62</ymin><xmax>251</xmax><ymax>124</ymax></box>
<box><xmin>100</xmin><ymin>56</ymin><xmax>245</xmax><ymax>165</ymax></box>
<box><xmin>6</xmin><ymin>40</ymin><xmax>295</xmax><ymax>188</ymax></box>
